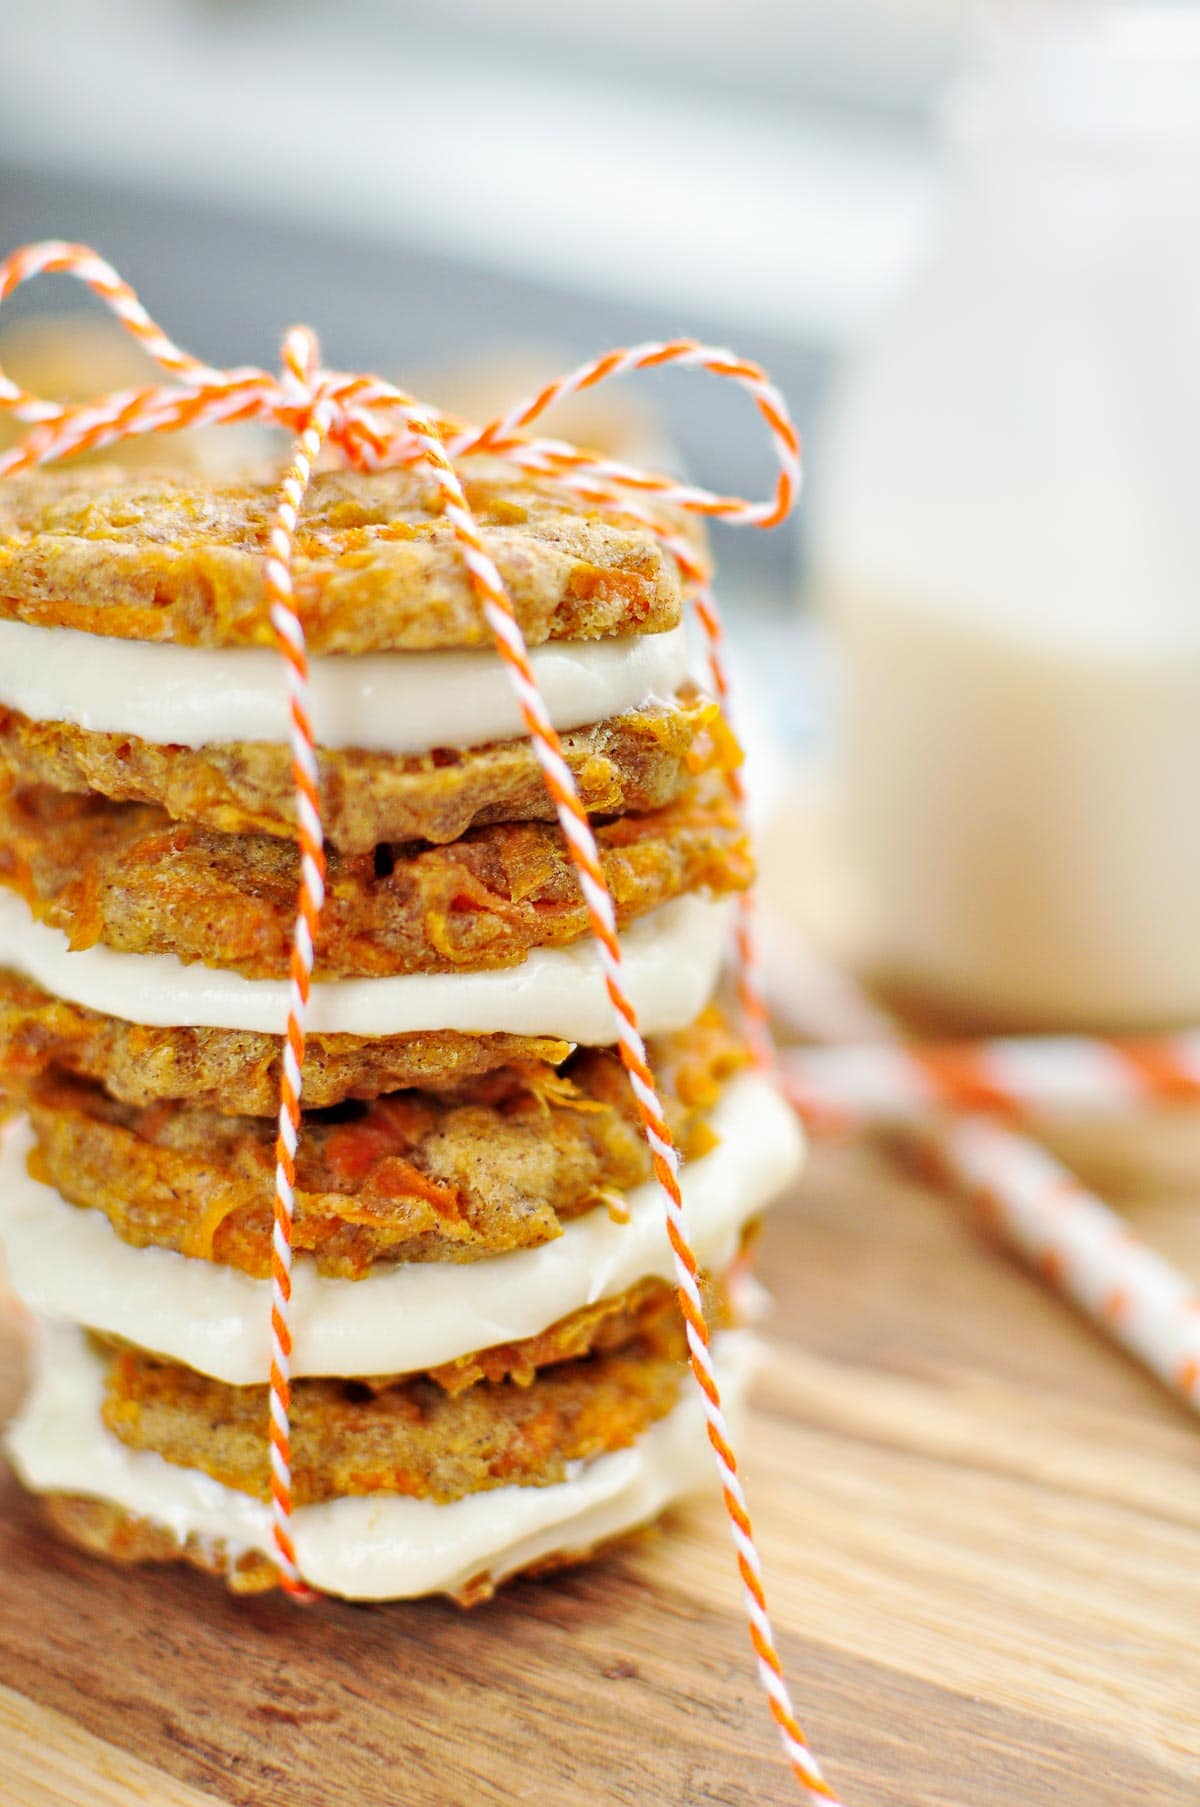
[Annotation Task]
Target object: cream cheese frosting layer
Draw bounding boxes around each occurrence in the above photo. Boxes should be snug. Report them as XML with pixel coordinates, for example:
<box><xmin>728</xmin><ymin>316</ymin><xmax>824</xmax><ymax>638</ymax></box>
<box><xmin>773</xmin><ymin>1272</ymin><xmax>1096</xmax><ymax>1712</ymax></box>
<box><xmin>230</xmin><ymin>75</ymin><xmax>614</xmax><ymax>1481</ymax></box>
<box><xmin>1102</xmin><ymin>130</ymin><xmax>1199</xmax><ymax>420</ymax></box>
<box><xmin>0</xmin><ymin>889</ymin><xmax>731</xmax><ymax>1039</ymax></box>
<box><xmin>0</xmin><ymin>1075</ymin><xmax>803</xmax><ymax>1384</ymax></box>
<box><xmin>0</xmin><ymin>616</ymin><xmax>691</xmax><ymax>754</ymax></box>
<box><xmin>7</xmin><ymin>1321</ymin><xmax>759</xmax><ymax>1601</ymax></box>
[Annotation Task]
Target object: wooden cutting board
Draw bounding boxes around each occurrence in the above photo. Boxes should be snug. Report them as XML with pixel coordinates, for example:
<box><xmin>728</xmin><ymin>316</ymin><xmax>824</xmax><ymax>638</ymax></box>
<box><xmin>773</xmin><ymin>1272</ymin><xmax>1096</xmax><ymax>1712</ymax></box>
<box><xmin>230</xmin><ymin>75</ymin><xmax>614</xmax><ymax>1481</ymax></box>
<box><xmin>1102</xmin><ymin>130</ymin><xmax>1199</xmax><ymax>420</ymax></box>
<box><xmin>2</xmin><ymin>1113</ymin><xmax>1198</xmax><ymax>1807</ymax></box>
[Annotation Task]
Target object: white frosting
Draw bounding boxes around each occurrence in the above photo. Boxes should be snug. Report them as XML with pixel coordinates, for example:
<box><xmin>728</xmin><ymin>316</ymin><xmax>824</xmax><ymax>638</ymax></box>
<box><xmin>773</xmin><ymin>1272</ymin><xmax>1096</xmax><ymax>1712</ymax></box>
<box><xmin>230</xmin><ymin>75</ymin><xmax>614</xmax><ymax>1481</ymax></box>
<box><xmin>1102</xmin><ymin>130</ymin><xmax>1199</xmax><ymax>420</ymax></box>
<box><xmin>0</xmin><ymin>1074</ymin><xmax>802</xmax><ymax>1383</ymax></box>
<box><xmin>2</xmin><ymin>1069</ymin><xmax>806</xmax><ymax>1380</ymax></box>
<box><xmin>0</xmin><ymin>616</ymin><xmax>690</xmax><ymax>754</ymax></box>
<box><xmin>0</xmin><ymin>889</ymin><xmax>731</xmax><ymax>1039</ymax></box>
<box><xmin>6</xmin><ymin>1321</ymin><xmax>760</xmax><ymax>1601</ymax></box>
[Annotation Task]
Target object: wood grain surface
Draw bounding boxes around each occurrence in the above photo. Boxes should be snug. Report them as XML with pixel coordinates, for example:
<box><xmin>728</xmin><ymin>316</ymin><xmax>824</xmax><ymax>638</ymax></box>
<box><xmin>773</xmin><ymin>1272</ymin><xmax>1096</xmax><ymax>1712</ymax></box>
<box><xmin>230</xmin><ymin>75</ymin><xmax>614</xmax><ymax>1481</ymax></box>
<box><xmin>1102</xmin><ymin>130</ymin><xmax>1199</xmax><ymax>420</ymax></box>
<box><xmin>2</xmin><ymin>1115</ymin><xmax>1198</xmax><ymax>1807</ymax></box>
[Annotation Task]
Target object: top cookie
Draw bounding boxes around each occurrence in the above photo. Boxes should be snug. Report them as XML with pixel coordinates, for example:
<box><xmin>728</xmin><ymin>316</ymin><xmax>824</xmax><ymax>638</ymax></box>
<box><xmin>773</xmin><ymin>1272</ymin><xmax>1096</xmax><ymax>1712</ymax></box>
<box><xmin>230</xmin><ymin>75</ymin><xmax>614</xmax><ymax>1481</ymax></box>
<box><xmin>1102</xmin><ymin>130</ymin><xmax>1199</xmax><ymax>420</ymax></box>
<box><xmin>0</xmin><ymin>461</ymin><xmax>690</xmax><ymax>652</ymax></box>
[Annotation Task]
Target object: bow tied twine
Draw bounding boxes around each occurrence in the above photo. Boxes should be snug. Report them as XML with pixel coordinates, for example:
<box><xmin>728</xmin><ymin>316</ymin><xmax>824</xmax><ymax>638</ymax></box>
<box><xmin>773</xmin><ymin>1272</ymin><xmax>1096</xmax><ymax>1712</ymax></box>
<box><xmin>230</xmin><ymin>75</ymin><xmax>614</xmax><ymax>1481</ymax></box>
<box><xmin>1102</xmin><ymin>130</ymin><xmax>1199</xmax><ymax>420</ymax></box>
<box><xmin>0</xmin><ymin>240</ymin><xmax>839</xmax><ymax>1804</ymax></box>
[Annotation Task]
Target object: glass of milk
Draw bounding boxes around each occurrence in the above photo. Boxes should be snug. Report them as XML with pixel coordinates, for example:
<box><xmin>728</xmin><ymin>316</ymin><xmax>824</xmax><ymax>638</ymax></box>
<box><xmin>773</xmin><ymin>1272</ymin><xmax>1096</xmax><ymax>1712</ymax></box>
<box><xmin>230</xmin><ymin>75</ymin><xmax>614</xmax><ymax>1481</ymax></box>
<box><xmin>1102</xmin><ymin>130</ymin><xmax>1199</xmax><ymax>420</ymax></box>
<box><xmin>815</xmin><ymin>6</ymin><xmax>1200</xmax><ymax>1030</ymax></box>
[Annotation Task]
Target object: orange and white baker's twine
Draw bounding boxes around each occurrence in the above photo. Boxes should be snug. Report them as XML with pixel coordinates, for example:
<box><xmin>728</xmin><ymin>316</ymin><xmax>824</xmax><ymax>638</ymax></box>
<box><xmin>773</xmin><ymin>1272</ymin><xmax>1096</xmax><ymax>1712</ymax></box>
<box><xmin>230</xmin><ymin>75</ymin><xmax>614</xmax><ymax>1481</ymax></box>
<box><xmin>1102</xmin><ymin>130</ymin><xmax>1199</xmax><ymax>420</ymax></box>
<box><xmin>0</xmin><ymin>242</ymin><xmax>838</xmax><ymax>1803</ymax></box>
<box><xmin>783</xmin><ymin>1031</ymin><xmax>1200</xmax><ymax>1414</ymax></box>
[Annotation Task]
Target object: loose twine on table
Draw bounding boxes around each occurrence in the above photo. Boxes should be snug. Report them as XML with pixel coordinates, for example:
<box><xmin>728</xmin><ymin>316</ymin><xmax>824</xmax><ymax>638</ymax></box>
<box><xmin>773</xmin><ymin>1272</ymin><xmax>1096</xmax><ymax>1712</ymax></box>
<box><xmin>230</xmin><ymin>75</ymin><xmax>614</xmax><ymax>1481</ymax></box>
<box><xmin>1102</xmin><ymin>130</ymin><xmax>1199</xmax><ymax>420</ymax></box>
<box><xmin>782</xmin><ymin>1030</ymin><xmax>1200</xmax><ymax>1413</ymax></box>
<box><xmin>0</xmin><ymin>243</ymin><xmax>841</xmax><ymax>1802</ymax></box>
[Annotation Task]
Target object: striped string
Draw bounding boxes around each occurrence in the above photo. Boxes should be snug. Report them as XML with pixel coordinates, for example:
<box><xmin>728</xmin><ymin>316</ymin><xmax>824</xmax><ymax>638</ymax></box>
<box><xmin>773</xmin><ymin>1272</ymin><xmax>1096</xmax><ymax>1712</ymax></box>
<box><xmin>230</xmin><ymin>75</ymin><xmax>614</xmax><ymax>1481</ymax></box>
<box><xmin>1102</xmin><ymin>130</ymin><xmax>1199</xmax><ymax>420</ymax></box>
<box><xmin>909</xmin><ymin>1115</ymin><xmax>1200</xmax><ymax>1415</ymax></box>
<box><xmin>0</xmin><ymin>243</ymin><xmax>839</xmax><ymax>1802</ymax></box>
<box><xmin>782</xmin><ymin>1029</ymin><xmax>1200</xmax><ymax>1130</ymax></box>
<box><xmin>262</xmin><ymin>327</ymin><xmax>333</xmax><ymax>1602</ymax></box>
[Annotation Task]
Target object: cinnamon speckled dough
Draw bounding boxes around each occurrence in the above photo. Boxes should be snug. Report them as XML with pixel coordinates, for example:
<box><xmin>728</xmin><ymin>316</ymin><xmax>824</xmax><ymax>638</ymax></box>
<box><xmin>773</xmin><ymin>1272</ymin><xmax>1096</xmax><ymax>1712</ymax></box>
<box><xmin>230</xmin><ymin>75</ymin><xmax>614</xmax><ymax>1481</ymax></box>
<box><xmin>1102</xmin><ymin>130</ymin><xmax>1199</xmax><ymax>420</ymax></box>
<box><xmin>40</xmin><ymin>1492</ymin><xmax>284</xmax><ymax>1595</ymax></box>
<box><xmin>0</xmin><ymin>967</ymin><xmax>570</xmax><ymax>1114</ymax></box>
<box><xmin>0</xmin><ymin>966</ymin><xmax>569</xmax><ymax>1114</ymax></box>
<box><xmin>0</xmin><ymin>462</ymin><xmax>695</xmax><ymax>651</ymax></box>
<box><xmin>0</xmin><ymin>773</ymin><xmax>749</xmax><ymax>979</ymax></box>
<box><xmin>0</xmin><ymin>691</ymin><xmax>723</xmax><ymax>851</ymax></box>
<box><xmin>97</xmin><ymin>1276</ymin><xmax>702</xmax><ymax>1507</ymax></box>
<box><xmin>24</xmin><ymin>1012</ymin><xmax>746</xmax><ymax>1275</ymax></box>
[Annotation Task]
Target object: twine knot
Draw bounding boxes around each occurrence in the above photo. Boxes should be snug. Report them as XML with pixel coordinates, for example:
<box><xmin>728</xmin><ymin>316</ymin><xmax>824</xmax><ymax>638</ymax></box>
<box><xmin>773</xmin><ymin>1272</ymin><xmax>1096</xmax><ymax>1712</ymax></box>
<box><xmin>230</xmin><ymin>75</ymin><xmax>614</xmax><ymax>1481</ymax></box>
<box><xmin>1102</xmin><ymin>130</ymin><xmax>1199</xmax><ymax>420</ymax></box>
<box><xmin>277</xmin><ymin>323</ymin><xmax>326</xmax><ymax>416</ymax></box>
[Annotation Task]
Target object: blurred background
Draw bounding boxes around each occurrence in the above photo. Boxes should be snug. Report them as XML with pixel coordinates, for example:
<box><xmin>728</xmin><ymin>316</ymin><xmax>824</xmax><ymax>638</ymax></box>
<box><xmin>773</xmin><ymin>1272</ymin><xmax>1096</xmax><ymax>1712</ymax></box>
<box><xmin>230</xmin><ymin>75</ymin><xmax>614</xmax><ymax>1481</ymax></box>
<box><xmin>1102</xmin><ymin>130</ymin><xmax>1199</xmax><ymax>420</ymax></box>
<box><xmin>2</xmin><ymin>0</ymin><xmax>1198</xmax><ymax>1031</ymax></box>
<box><xmin>0</xmin><ymin>0</ymin><xmax>953</xmax><ymax>591</ymax></box>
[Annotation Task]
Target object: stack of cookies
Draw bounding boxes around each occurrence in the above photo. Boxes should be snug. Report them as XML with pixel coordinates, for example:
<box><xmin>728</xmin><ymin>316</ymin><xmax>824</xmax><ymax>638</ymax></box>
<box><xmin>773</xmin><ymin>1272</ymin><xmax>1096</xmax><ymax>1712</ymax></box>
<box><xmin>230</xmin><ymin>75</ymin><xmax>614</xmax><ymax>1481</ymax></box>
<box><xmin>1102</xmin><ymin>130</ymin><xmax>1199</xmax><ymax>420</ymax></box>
<box><xmin>0</xmin><ymin>461</ymin><xmax>802</xmax><ymax>1601</ymax></box>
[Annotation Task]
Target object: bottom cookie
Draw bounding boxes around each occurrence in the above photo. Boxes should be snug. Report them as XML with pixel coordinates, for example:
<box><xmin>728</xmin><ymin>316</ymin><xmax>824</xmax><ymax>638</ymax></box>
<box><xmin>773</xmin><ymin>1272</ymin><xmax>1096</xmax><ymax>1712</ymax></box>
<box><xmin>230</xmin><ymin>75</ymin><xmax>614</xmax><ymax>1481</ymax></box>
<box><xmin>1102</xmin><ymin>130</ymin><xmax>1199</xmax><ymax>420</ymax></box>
<box><xmin>39</xmin><ymin>1490</ymin><xmax>649</xmax><ymax>1605</ymax></box>
<box><xmin>10</xmin><ymin>1323</ymin><xmax>760</xmax><ymax>1602</ymax></box>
